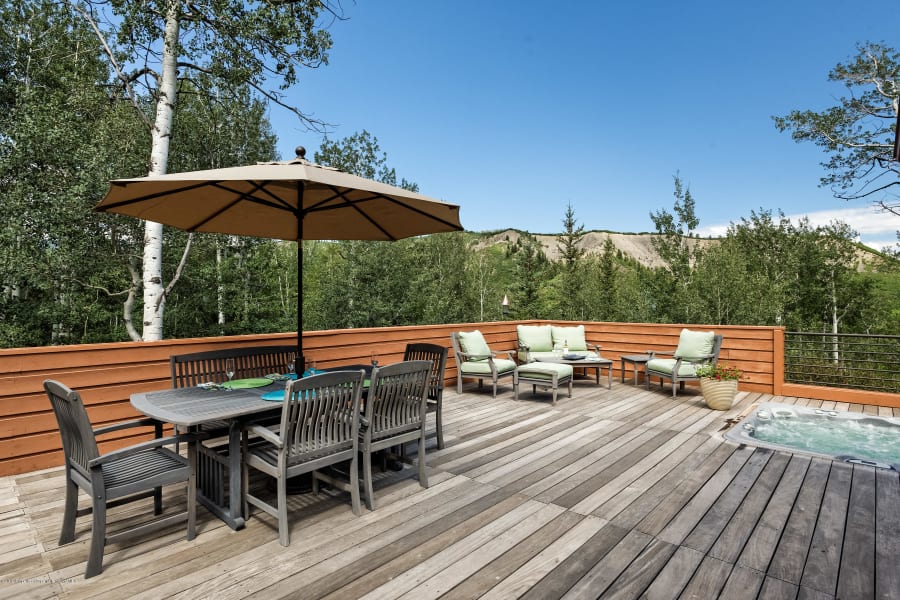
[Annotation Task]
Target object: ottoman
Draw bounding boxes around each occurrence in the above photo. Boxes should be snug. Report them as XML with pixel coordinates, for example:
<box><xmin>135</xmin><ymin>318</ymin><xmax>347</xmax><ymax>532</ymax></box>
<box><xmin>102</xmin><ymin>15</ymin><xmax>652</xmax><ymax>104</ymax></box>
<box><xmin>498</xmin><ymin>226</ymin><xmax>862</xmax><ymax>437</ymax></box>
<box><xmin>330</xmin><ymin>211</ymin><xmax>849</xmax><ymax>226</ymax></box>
<box><xmin>514</xmin><ymin>362</ymin><xmax>574</xmax><ymax>405</ymax></box>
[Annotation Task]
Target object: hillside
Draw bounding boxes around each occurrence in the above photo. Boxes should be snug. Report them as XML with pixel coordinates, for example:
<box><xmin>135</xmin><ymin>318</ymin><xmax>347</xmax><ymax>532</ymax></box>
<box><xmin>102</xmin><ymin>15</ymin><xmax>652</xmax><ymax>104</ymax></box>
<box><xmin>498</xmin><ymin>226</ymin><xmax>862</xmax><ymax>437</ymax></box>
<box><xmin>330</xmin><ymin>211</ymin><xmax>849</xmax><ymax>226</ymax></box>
<box><xmin>473</xmin><ymin>228</ymin><xmax>883</xmax><ymax>270</ymax></box>
<box><xmin>473</xmin><ymin>229</ymin><xmax>714</xmax><ymax>268</ymax></box>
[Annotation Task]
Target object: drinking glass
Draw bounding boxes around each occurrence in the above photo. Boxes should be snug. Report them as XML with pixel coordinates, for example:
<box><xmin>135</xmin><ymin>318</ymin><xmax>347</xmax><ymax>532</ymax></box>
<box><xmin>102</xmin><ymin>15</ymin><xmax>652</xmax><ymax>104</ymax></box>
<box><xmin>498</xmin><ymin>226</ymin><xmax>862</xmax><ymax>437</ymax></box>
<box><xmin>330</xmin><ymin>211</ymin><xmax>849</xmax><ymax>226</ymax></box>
<box><xmin>286</xmin><ymin>360</ymin><xmax>295</xmax><ymax>377</ymax></box>
<box><xmin>225</xmin><ymin>358</ymin><xmax>236</xmax><ymax>386</ymax></box>
<box><xmin>370</xmin><ymin>350</ymin><xmax>378</xmax><ymax>367</ymax></box>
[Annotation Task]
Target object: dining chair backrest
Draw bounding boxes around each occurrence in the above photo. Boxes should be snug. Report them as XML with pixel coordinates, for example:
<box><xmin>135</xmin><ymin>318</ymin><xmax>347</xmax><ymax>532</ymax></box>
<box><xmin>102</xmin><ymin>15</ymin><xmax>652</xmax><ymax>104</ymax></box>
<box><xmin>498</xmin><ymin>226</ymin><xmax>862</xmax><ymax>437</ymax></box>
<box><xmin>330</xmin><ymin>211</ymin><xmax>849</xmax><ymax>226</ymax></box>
<box><xmin>402</xmin><ymin>343</ymin><xmax>448</xmax><ymax>401</ymax></box>
<box><xmin>280</xmin><ymin>370</ymin><xmax>366</xmax><ymax>460</ymax></box>
<box><xmin>44</xmin><ymin>380</ymin><xmax>99</xmax><ymax>476</ymax></box>
<box><xmin>170</xmin><ymin>345</ymin><xmax>298</xmax><ymax>387</ymax></box>
<box><xmin>365</xmin><ymin>360</ymin><xmax>432</xmax><ymax>439</ymax></box>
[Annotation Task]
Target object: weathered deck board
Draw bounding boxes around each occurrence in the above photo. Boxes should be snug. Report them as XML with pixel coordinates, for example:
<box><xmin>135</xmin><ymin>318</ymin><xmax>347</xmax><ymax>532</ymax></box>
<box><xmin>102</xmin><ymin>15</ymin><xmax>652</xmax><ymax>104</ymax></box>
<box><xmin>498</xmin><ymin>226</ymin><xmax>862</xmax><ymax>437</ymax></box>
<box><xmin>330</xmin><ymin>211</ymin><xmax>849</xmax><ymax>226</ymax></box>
<box><xmin>1</xmin><ymin>381</ymin><xmax>897</xmax><ymax>599</ymax></box>
<box><xmin>874</xmin><ymin>467</ymin><xmax>900</xmax><ymax>600</ymax></box>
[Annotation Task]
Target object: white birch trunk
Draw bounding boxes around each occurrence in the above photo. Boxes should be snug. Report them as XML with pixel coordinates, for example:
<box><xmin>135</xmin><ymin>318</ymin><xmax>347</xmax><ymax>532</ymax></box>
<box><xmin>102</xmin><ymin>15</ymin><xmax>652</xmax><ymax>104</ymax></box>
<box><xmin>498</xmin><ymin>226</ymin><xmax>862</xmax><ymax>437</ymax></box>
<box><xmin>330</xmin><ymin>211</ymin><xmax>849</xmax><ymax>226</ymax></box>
<box><xmin>141</xmin><ymin>4</ymin><xmax>180</xmax><ymax>341</ymax></box>
<box><xmin>216</xmin><ymin>242</ymin><xmax>225</xmax><ymax>333</ymax></box>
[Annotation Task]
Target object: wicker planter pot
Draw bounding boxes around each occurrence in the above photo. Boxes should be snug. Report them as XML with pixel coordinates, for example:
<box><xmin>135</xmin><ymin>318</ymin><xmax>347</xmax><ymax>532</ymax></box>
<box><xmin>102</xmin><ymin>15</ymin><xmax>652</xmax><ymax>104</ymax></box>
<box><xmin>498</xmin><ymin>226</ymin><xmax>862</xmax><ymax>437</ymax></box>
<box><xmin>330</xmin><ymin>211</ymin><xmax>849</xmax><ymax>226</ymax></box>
<box><xmin>700</xmin><ymin>378</ymin><xmax>738</xmax><ymax>410</ymax></box>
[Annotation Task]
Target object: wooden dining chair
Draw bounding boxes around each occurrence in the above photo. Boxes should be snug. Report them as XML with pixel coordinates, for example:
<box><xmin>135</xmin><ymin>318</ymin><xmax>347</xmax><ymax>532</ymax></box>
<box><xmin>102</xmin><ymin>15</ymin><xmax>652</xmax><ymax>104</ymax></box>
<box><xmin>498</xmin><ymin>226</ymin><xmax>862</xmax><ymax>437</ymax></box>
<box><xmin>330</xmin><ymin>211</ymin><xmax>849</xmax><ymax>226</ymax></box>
<box><xmin>403</xmin><ymin>343</ymin><xmax>449</xmax><ymax>449</ymax></box>
<box><xmin>360</xmin><ymin>360</ymin><xmax>432</xmax><ymax>510</ymax></box>
<box><xmin>241</xmin><ymin>370</ymin><xmax>366</xmax><ymax>546</ymax></box>
<box><xmin>44</xmin><ymin>379</ymin><xmax>197</xmax><ymax>578</ymax></box>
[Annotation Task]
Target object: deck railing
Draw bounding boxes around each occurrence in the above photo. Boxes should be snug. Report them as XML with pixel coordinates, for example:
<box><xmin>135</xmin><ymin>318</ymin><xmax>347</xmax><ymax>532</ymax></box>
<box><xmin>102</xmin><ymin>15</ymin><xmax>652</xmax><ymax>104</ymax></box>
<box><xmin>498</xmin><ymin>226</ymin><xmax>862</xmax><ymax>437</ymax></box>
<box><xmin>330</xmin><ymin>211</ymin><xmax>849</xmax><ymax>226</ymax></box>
<box><xmin>0</xmin><ymin>321</ymin><xmax>786</xmax><ymax>476</ymax></box>
<box><xmin>784</xmin><ymin>331</ymin><xmax>900</xmax><ymax>394</ymax></box>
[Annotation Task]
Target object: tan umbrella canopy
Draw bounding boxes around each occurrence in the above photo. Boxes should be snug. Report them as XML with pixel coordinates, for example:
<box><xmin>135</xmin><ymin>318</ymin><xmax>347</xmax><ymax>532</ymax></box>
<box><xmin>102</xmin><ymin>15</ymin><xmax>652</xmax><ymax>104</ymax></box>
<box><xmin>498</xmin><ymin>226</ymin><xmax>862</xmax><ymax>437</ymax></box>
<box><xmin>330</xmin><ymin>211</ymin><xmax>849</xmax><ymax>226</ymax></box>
<box><xmin>97</xmin><ymin>148</ymin><xmax>462</xmax><ymax>241</ymax></box>
<box><xmin>95</xmin><ymin>147</ymin><xmax>464</xmax><ymax>353</ymax></box>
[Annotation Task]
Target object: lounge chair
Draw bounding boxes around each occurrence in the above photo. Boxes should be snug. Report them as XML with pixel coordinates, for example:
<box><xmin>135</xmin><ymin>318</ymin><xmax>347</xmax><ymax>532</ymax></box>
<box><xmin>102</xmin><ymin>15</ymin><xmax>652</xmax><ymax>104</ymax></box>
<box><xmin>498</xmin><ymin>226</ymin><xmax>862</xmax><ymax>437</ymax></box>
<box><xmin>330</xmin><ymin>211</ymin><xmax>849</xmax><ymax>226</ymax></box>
<box><xmin>645</xmin><ymin>329</ymin><xmax>723</xmax><ymax>398</ymax></box>
<box><xmin>450</xmin><ymin>330</ymin><xmax>516</xmax><ymax>398</ymax></box>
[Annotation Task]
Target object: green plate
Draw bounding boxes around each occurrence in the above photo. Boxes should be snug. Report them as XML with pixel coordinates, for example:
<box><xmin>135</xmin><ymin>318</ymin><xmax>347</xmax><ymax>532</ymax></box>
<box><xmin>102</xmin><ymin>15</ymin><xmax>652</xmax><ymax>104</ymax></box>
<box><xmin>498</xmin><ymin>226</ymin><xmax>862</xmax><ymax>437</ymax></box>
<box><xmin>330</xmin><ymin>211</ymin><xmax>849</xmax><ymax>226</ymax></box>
<box><xmin>222</xmin><ymin>378</ymin><xmax>273</xmax><ymax>389</ymax></box>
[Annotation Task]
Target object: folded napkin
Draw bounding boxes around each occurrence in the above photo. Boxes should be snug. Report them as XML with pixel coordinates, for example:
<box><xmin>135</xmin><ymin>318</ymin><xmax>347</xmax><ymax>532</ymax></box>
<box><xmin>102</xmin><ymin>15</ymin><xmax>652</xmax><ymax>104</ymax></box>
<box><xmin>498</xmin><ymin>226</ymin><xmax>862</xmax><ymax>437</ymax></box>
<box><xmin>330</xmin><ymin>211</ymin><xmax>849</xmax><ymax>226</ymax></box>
<box><xmin>261</xmin><ymin>390</ymin><xmax>286</xmax><ymax>401</ymax></box>
<box><xmin>197</xmin><ymin>382</ymin><xmax>225</xmax><ymax>390</ymax></box>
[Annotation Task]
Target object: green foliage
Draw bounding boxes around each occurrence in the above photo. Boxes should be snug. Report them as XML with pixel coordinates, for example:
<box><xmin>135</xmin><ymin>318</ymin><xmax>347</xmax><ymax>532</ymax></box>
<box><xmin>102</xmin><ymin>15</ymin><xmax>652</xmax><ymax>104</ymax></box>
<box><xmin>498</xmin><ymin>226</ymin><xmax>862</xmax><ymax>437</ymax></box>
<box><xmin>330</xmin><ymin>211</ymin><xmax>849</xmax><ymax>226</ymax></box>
<box><xmin>93</xmin><ymin>0</ymin><xmax>335</xmax><ymax>130</ymax></box>
<box><xmin>315</xmin><ymin>130</ymin><xmax>418</xmax><ymax>191</ymax></box>
<box><xmin>2</xmin><ymin>8</ymin><xmax>898</xmax><ymax>348</ymax></box>
<box><xmin>773</xmin><ymin>42</ymin><xmax>899</xmax><ymax>215</ymax></box>
<box><xmin>0</xmin><ymin>1</ymin><xmax>147</xmax><ymax>346</ymax></box>
<box><xmin>694</xmin><ymin>363</ymin><xmax>743</xmax><ymax>381</ymax></box>
<box><xmin>508</xmin><ymin>232</ymin><xmax>550</xmax><ymax>319</ymax></box>
<box><xmin>648</xmin><ymin>174</ymin><xmax>702</xmax><ymax>322</ymax></box>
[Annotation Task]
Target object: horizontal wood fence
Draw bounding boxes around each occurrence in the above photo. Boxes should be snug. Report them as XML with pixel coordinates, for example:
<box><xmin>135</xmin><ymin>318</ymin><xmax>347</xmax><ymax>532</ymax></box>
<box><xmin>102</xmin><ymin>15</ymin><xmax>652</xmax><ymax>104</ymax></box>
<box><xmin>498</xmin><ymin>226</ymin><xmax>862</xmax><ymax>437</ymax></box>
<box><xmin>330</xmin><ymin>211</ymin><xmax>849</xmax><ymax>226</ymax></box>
<box><xmin>3</xmin><ymin>320</ymin><xmax>887</xmax><ymax>477</ymax></box>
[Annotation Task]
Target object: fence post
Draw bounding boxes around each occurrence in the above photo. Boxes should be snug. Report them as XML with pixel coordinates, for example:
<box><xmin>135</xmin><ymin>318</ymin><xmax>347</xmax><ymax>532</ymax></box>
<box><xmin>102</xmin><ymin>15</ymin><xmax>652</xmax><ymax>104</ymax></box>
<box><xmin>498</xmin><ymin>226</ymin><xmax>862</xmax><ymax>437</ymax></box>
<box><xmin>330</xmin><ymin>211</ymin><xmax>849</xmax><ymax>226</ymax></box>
<box><xmin>773</xmin><ymin>328</ymin><xmax>784</xmax><ymax>396</ymax></box>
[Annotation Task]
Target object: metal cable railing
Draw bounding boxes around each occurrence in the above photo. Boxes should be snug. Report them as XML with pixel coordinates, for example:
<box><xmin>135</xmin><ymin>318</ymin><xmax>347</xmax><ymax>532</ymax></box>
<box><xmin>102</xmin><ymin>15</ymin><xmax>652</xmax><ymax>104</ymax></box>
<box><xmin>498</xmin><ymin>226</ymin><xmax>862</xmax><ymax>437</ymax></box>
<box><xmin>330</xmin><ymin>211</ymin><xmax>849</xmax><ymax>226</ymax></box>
<box><xmin>784</xmin><ymin>332</ymin><xmax>900</xmax><ymax>394</ymax></box>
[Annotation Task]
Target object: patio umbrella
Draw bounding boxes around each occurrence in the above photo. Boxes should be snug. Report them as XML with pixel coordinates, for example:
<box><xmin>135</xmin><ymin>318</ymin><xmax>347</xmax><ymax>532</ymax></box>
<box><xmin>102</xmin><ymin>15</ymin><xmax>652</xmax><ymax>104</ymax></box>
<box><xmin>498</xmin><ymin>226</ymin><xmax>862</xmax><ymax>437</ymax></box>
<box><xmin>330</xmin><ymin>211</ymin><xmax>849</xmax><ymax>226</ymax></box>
<box><xmin>95</xmin><ymin>147</ymin><xmax>463</xmax><ymax>354</ymax></box>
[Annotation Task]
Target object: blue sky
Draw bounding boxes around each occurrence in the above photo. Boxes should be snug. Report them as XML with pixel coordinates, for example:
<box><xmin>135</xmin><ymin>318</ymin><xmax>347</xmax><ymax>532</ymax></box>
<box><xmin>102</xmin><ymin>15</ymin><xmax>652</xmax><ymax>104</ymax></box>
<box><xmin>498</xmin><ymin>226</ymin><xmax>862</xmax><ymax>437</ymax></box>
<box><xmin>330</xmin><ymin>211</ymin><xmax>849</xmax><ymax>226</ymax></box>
<box><xmin>270</xmin><ymin>1</ymin><xmax>900</xmax><ymax>250</ymax></box>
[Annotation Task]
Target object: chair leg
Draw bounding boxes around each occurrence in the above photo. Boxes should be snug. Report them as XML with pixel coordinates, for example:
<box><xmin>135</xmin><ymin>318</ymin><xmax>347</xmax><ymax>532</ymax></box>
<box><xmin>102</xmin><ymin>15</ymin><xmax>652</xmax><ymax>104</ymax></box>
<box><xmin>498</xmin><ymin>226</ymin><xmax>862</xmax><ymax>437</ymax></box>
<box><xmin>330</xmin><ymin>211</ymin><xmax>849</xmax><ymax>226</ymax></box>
<box><xmin>363</xmin><ymin>450</ymin><xmax>375</xmax><ymax>511</ymax></box>
<box><xmin>418</xmin><ymin>430</ymin><xmax>429</xmax><ymax>489</ymax></box>
<box><xmin>672</xmin><ymin>379</ymin><xmax>678</xmax><ymax>398</ymax></box>
<box><xmin>277</xmin><ymin>475</ymin><xmax>289</xmax><ymax>547</ymax></box>
<box><xmin>85</xmin><ymin>493</ymin><xmax>107</xmax><ymax>578</ymax></box>
<box><xmin>567</xmin><ymin>377</ymin><xmax>573</xmax><ymax>398</ymax></box>
<box><xmin>153</xmin><ymin>486</ymin><xmax>163</xmax><ymax>515</ymax></box>
<box><xmin>241</xmin><ymin>447</ymin><xmax>251</xmax><ymax>520</ymax></box>
<box><xmin>60</xmin><ymin>475</ymin><xmax>78</xmax><ymax>545</ymax></box>
<box><xmin>350</xmin><ymin>454</ymin><xmax>362</xmax><ymax>516</ymax></box>
<box><xmin>187</xmin><ymin>443</ymin><xmax>197</xmax><ymax>541</ymax></box>
<box><xmin>436</xmin><ymin>406</ymin><xmax>444</xmax><ymax>450</ymax></box>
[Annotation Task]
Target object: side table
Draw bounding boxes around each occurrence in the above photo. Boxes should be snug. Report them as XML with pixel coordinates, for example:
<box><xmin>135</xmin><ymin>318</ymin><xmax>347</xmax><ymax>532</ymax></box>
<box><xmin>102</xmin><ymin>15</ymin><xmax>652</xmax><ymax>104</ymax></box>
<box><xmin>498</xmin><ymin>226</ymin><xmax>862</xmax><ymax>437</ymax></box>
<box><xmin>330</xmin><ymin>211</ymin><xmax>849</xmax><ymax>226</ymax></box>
<box><xmin>620</xmin><ymin>354</ymin><xmax>651</xmax><ymax>385</ymax></box>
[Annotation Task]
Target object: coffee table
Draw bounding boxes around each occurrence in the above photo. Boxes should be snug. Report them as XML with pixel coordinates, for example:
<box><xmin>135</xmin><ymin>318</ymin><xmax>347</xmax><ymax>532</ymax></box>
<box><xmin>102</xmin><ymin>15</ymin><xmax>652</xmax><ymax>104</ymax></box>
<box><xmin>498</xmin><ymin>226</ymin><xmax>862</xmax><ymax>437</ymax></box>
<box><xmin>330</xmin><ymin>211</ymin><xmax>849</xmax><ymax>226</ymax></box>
<box><xmin>535</xmin><ymin>355</ymin><xmax>612</xmax><ymax>389</ymax></box>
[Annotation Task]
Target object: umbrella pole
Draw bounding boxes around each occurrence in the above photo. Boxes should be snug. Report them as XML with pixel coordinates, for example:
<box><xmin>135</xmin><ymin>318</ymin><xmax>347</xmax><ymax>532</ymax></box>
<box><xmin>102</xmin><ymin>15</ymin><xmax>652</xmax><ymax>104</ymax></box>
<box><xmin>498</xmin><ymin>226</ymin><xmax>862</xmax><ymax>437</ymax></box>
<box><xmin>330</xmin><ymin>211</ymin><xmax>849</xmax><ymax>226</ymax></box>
<box><xmin>297</xmin><ymin>183</ymin><xmax>304</xmax><ymax>367</ymax></box>
<box><xmin>297</xmin><ymin>239</ymin><xmax>302</xmax><ymax>367</ymax></box>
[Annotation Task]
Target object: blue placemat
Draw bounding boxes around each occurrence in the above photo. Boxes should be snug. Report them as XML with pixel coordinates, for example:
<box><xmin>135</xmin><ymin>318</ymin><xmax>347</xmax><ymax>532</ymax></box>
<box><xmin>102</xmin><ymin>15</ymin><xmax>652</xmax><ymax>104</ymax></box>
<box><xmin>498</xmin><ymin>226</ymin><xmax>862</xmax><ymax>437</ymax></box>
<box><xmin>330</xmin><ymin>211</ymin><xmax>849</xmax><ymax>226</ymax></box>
<box><xmin>261</xmin><ymin>390</ymin><xmax>285</xmax><ymax>401</ymax></box>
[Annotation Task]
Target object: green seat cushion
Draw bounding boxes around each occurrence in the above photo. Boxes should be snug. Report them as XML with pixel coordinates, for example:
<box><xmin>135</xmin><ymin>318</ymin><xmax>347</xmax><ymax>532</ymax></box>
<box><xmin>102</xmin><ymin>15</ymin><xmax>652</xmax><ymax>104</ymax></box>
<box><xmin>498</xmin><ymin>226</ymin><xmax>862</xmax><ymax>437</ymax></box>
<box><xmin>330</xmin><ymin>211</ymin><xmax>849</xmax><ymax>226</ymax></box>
<box><xmin>551</xmin><ymin>325</ymin><xmax>588</xmax><ymax>351</ymax></box>
<box><xmin>646</xmin><ymin>358</ymin><xmax>698</xmax><ymax>377</ymax></box>
<box><xmin>458</xmin><ymin>330</ymin><xmax>492</xmax><ymax>360</ymax></box>
<box><xmin>517</xmin><ymin>362</ymin><xmax>573</xmax><ymax>380</ymax></box>
<box><xmin>460</xmin><ymin>358</ymin><xmax>517</xmax><ymax>375</ymax></box>
<box><xmin>674</xmin><ymin>329</ymin><xmax>715</xmax><ymax>359</ymax></box>
<box><xmin>517</xmin><ymin>325</ymin><xmax>553</xmax><ymax>352</ymax></box>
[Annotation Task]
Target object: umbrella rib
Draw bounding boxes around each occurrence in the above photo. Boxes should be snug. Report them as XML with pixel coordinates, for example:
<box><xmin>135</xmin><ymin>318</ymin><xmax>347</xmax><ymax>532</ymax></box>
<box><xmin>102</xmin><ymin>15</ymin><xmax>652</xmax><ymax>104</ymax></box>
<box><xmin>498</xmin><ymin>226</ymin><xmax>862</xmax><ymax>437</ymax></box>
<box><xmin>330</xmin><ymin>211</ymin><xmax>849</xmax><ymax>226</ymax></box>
<box><xmin>98</xmin><ymin>181</ymin><xmax>214</xmax><ymax>210</ymax></box>
<box><xmin>303</xmin><ymin>187</ymin><xmax>397</xmax><ymax>242</ymax></box>
<box><xmin>302</xmin><ymin>187</ymin><xmax>462</xmax><ymax>239</ymax></box>
<box><xmin>383</xmin><ymin>196</ymin><xmax>463</xmax><ymax>232</ymax></box>
<box><xmin>183</xmin><ymin>182</ymin><xmax>295</xmax><ymax>231</ymax></box>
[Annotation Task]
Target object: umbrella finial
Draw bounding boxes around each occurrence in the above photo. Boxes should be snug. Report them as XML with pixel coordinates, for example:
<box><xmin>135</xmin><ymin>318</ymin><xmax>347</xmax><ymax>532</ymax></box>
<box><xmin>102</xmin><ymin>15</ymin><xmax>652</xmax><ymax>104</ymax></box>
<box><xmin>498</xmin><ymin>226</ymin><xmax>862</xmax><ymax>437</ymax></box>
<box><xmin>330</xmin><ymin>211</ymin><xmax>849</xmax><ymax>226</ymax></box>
<box><xmin>295</xmin><ymin>146</ymin><xmax>307</xmax><ymax>159</ymax></box>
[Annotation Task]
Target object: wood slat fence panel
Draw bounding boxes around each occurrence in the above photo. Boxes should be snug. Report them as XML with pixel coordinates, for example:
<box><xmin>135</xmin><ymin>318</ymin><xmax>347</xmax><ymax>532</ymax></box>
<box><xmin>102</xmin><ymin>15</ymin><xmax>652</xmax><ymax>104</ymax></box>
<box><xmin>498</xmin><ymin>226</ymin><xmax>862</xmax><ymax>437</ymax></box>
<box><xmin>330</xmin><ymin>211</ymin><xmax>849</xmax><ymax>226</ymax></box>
<box><xmin>0</xmin><ymin>319</ymin><xmax>870</xmax><ymax>477</ymax></box>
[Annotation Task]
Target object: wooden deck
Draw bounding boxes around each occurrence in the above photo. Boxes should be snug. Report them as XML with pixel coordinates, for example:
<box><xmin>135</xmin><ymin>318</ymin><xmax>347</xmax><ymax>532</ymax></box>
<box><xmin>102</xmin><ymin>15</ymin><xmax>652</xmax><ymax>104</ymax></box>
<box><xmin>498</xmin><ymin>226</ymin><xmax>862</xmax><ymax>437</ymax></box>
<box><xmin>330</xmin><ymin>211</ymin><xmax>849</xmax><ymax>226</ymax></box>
<box><xmin>2</xmin><ymin>378</ymin><xmax>898</xmax><ymax>599</ymax></box>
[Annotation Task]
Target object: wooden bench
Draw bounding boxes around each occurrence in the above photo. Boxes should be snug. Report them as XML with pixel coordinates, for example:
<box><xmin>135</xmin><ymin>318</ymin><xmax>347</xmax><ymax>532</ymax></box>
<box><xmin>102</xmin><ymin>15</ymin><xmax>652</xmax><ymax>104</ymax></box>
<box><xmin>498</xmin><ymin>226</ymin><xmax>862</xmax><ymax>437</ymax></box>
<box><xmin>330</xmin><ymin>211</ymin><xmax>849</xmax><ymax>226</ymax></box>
<box><xmin>170</xmin><ymin>345</ymin><xmax>298</xmax><ymax>388</ymax></box>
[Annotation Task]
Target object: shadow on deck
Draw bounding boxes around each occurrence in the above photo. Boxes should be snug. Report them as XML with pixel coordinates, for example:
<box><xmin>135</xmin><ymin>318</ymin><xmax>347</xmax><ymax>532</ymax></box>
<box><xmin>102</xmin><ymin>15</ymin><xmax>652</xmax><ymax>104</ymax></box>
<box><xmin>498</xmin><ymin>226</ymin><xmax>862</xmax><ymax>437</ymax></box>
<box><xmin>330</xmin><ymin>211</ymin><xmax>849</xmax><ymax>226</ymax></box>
<box><xmin>2</xmin><ymin>377</ymin><xmax>898</xmax><ymax>599</ymax></box>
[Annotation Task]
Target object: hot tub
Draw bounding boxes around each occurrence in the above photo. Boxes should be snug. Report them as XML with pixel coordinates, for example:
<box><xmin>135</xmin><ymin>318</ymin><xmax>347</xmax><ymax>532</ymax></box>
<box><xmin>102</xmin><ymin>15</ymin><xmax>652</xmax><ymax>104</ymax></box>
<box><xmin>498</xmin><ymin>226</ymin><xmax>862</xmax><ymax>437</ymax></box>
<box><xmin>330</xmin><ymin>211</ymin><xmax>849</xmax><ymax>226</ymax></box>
<box><xmin>724</xmin><ymin>402</ymin><xmax>900</xmax><ymax>470</ymax></box>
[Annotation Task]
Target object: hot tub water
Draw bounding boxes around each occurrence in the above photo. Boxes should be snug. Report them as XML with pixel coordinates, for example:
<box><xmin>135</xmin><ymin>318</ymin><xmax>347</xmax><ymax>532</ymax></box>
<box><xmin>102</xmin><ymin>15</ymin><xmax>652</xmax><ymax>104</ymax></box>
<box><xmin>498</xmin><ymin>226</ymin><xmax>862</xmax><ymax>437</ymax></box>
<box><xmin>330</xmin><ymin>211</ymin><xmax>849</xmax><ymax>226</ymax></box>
<box><xmin>725</xmin><ymin>403</ymin><xmax>900</xmax><ymax>470</ymax></box>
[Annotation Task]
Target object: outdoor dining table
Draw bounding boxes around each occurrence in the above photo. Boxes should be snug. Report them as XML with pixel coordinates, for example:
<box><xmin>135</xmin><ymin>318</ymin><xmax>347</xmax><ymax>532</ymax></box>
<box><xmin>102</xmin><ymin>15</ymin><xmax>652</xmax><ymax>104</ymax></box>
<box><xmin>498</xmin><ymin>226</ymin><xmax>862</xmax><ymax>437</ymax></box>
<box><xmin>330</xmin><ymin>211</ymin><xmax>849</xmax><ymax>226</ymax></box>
<box><xmin>130</xmin><ymin>364</ymin><xmax>373</xmax><ymax>530</ymax></box>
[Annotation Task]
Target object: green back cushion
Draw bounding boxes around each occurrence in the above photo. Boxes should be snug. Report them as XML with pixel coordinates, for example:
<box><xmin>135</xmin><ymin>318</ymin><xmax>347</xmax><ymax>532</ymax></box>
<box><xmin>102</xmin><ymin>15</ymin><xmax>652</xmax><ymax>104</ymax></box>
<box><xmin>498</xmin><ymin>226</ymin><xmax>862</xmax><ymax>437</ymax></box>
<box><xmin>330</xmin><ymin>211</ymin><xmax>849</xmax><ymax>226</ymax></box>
<box><xmin>517</xmin><ymin>325</ymin><xmax>553</xmax><ymax>352</ymax></box>
<box><xmin>551</xmin><ymin>325</ymin><xmax>587</xmax><ymax>351</ymax></box>
<box><xmin>458</xmin><ymin>330</ymin><xmax>491</xmax><ymax>359</ymax></box>
<box><xmin>674</xmin><ymin>329</ymin><xmax>715</xmax><ymax>359</ymax></box>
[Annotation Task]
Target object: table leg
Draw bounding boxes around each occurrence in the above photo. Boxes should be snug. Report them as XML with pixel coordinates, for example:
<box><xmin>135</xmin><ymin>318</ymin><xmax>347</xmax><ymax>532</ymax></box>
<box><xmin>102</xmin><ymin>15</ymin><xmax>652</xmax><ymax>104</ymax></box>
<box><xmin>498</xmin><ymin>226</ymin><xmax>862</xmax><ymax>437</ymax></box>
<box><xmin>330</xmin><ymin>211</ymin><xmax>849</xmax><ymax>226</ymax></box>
<box><xmin>227</xmin><ymin>420</ymin><xmax>245</xmax><ymax>528</ymax></box>
<box><xmin>621</xmin><ymin>358</ymin><xmax>625</xmax><ymax>383</ymax></box>
<box><xmin>197</xmin><ymin>421</ymin><xmax>246</xmax><ymax>530</ymax></box>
